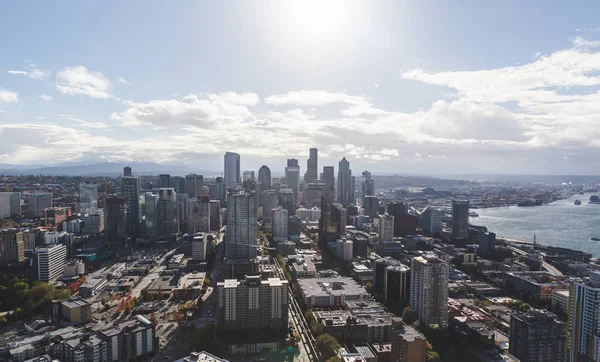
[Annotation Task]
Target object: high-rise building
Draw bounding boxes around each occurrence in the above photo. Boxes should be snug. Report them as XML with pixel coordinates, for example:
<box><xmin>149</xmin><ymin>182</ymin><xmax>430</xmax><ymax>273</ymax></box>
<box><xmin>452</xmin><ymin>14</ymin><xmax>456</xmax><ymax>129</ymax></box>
<box><xmin>410</xmin><ymin>255</ymin><xmax>449</xmax><ymax>328</ymax></box>
<box><xmin>225</xmin><ymin>192</ymin><xmax>257</xmax><ymax>260</ymax></box>
<box><xmin>378</xmin><ymin>213</ymin><xmax>395</xmax><ymax>242</ymax></box>
<box><xmin>170</xmin><ymin>176</ymin><xmax>186</xmax><ymax>194</ymax></box>
<box><xmin>122</xmin><ymin>176</ymin><xmax>140</xmax><ymax>239</ymax></box>
<box><xmin>305</xmin><ymin>148</ymin><xmax>318</xmax><ymax>184</ymax></box>
<box><xmin>27</xmin><ymin>193</ymin><xmax>52</xmax><ymax>218</ymax></box>
<box><xmin>144</xmin><ymin>192</ymin><xmax>158</xmax><ymax>239</ymax></box>
<box><xmin>478</xmin><ymin>231</ymin><xmax>497</xmax><ymax>256</ymax></box>
<box><xmin>451</xmin><ymin>200</ymin><xmax>469</xmax><ymax>240</ymax></box>
<box><xmin>385</xmin><ymin>264</ymin><xmax>411</xmax><ymax>313</ymax></box>
<box><xmin>242</xmin><ymin>170</ymin><xmax>255</xmax><ymax>182</ymax></box>
<box><xmin>391</xmin><ymin>319</ymin><xmax>427</xmax><ymax>362</ymax></box>
<box><xmin>319</xmin><ymin>197</ymin><xmax>346</xmax><ymax>249</ymax></box>
<box><xmin>210</xmin><ymin>177</ymin><xmax>227</xmax><ymax>204</ymax></box>
<box><xmin>192</xmin><ymin>233</ymin><xmax>207</xmax><ymax>261</ymax></box>
<box><xmin>35</xmin><ymin>243</ymin><xmax>67</xmax><ymax>281</ymax></box>
<box><xmin>0</xmin><ymin>192</ymin><xmax>21</xmax><ymax>218</ymax></box>
<box><xmin>258</xmin><ymin>165</ymin><xmax>272</xmax><ymax>190</ymax></box>
<box><xmin>156</xmin><ymin>188</ymin><xmax>178</xmax><ymax>237</ymax></box>
<box><xmin>322</xmin><ymin>166</ymin><xmax>335</xmax><ymax>203</ymax></box>
<box><xmin>569</xmin><ymin>270</ymin><xmax>600</xmax><ymax>361</ymax></box>
<box><xmin>123</xmin><ymin>166</ymin><xmax>132</xmax><ymax>177</ymax></box>
<box><xmin>272</xmin><ymin>206</ymin><xmax>288</xmax><ymax>242</ymax></box>
<box><xmin>198</xmin><ymin>195</ymin><xmax>211</xmax><ymax>232</ymax></box>
<box><xmin>361</xmin><ymin>170</ymin><xmax>374</xmax><ymax>205</ymax></box>
<box><xmin>104</xmin><ymin>196</ymin><xmax>127</xmax><ymax>248</ymax></box>
<box><xmin>159</xmin><ymin>174</ymin><xmax>171</xmax><ymax>188</ymax></box>
<box><xmin>176</xmin><ymin>192</ymin><xmax>188</xmax><ymax>234</ymax></box>
<box><xmin>224</xmin><ymin>152</ymin><xmax>241</xmax><ymax>188</ymax></box>
<box><xmin>278</xmin><ymin>188</ymin><xmax>295</xmax><ymax>216</ymax></box>
<box><xmin>217</xmin><ymin>275</ymin><xmax>288</xmax><ymax>332</ymax></box>
<box><xmin>0</xmin><ymin>229</ymin><xmax>25</xmax><ymax>263</ymax></box>
<box><xmin>285</xmin><ymin>159</ymin><xmax>300</xmax><ymax>202</ymax></box>
<box><xmin>303</xmin><ymin>182</ymin><xmax>325</xmax><ymax>208</ymax></box>
<box><xmin>209</xmin><ymin>200</ymin><xmax>221</xmax><ymax>231</ymax></box>
<box><xmin>510</xmin><ymin>309</ymin><xmax>566</xmax><ymax>362</ymax></box>
<box><xmin>364</xmin><ymin>195</ymin><xmax>380</xmax><ymax>218</ymax></box>
<box><xmin>387</xmin><ymin>202</ymin><xmax>408</xmax><ymax>217</ymax></box>
<box><xmin>262</xmin><ymin>190</ymin><xmax>278</xmax><ymax>225</ymax></box>
<box><xmin>420</xmin><ymin>207</ymin><xmax>442</xmax><ymax>235</ymax></box>
<box><xmin>185</xmin><ymin>174</ymin><xmax>203</xmax><ymax>198</ymax></box>
<box><xmin>337</xmin><ymin>157</ymin><xmax>354</xmax><ymax>205</ymax></box>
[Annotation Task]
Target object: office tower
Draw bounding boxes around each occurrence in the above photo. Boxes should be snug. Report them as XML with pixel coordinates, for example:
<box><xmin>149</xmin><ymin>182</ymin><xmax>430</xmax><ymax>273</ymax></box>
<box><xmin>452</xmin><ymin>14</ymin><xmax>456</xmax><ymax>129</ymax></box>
<box><xmin>305</xmin><ymin>148</ymin><xmax>318</xmax><ymax>184</ymax></box>
<box><xmin>185</xmin><ymin>174</ymin><xmax>203</xmax><ymax>198</ymax></box>
<box><xmin>242</xmin><ymin>170</ymin><xmax>255</xmax><ymax>182</ymax></box>
<box><xmin>80</xmin><ymin>183</ymin><xmax>99</xmax><ymax>214</ymax></box>
<box><xmin>478</xmin><ymin>231</ymin><xmax>497</xmax><ymax>256</ymax></box>
<box><xmin>192</xmin><ymin>233</ymin><xmax>207</xmax><ymax>261</ymax></box>
<box><xmin>391</xmin><ymin>319</ymin><xmax>427</xmax><ymax>362</ymax></box>
<box><xmin>451</xmin><ymin>200</ymin><xmax>470</xmax><ymax>240</ymax></box>
<box><xmin>224</xmin><ymin>152</ymin><xmax>241</xmax><ymax>188</ymax></box>
<box><xmin>258</xmin><ymin>165</ymin><xmax>272</xmax><ymax>190</ymax></box>
<box><xmin>0</xmin><ymin>229</ymin><xmax>25</xmax><ymax>263</ymax></box>
<box><xmin>210</xmin><ymin>177</ymin><xmax>227</xmax><ymax>204</ymax></box>
<box><xmin>156</xmin><ymin>188</ymin><xmax>178</xmax><ymax>237</ymax></box>
<box><xmin>144</xmin><ymin>192</ymin><xmax>158</xmax><ymax>239</ymax></box>
<box><xmin>336</xmin><ymin>238</ymin><xmax>353</xmax><ymax>261</ymax></box>
<box><xmin>122</xmin><ymin>176</ymin><xmax>140</xmax><ymax>239</ymax></box>
<box><xmin>385</xmin><ymin>264</ymin><xmax>411</xmax><ymax>313</ymax></box>
<box><xmin>217</xmin><ymin>275</ymin><xmax>288</xmax><ymax>331</ymax></box>
<box><xmin>420</xmin><ymin>207</ymin><xmax>442</xmax><ymax>235</ymax></box>
<box><xmin>159</xmin><ymin>174</ymin><xmax>170</xmax><ymax>188</ymax></box>
<box><xmin>35</xmin><ymin>243</ymin><xmax>67</xmax><ymax>281</ymax></box>
<box><xmin>262</xmin><ymin>190</ymin><xmax>278</xmax><ymax>225</ymax></box>
<box><xmin>170</xmin><ymin>176</ymin><xmax>186</xmax><ymax>194</ymax></box>
<box><xmin>186</xmin><ymin>197</ymin><xmax>199</xmax><ymax>234</ymax></box>
<box><xmin>303</xmin><ymin>182</ymin><xmax>325</xmax><ymax>208</ymax></box>
<box><xmin>123</xmin><ymin>166</ymin><xmax>132</xmax><ymax>177</ymax></box>
<box><xmin>361</xmin><ymin>170</ymin><xmax>374</xmax><ymax>205</ymax></box>
<box><xmin>322</xmin><ymin>166</ymin><xmax>335</xmax><ymax>203</ymax></box>
<box><xmin>272</xmin><ymin>206</ymin><xmax>289</xmax><ymax>242</ymax></box>
<box><xmin>198</xmin><ymin>195</ymin><xmax>211</xmax><ymax>232</ymax></box>
<box><xmin>337</xmin><ymin>157</ymin><xmax>354</xmax><ymax>205</ymax></box>
<box><xmin>288</xmin><ymin>215</ymin><xmax>303</xmax><ymax>240</ymax></box>
<box><xmin>27</xmin><ymin>193</ymin><xmax>52</xmax><ymax>218</ymax></box>
<box><xmin>569</xmin><ymin>270</ymin><xmax>600</xmax><ymax>361</ymax></box>
<box><xmin>319</xmin><ymin>197</ymin><xmax>346</xmax><ymax>249</ymax></box>
<box><xmin>510</xmin><ymin>309</ymin><xmax>566</xmax><ymax>362</ymax></box>
<box><xmin>209</xmin><ymin>200</ymin><xmax>221</xmax><ymax>231</ymax></box>
<box><xmin>410</xmin><ymin>255</ymin><xmax>449</xmax><ymax>328</ymax></box>
<box><xmin>387</xmin><ymin>202</ymin><xmax>408</xmax><ymax>217</ymax></box>
<box><xmin>82</xmin><ymin>210</ymin><xmax>105</xmax><ymax>234</ymax></box>
<box><xmin>0</xmin><ymin>192</ymin><xmax>21</xmax><ymax>218</ymax></box>
<box><xmin>225</xmin><ymin>192</ymin><xmax>257</xmax><ymax>260</ymax></box>
<box><xmin>285</xmin><ymin>159</ymin><xmax>300</xmax><ymax>202</ymax></box>
<box><xmin>364</xmin><ymin>195</ymin><xmax>380</xmax><ymax>218</ymax></box>
<box><xmin>104</xmin><ymin>196</ymin><xmax>127</xmax><ymax>248</ymax></box>
<box><xmin>378</xmin><ymin>213</ymin><xmax>395</xmax><ymax>242</ymax></box>
<box><xmin>176</xmin><ymin>192</ymin><xmax>188</xmax><ymax>233</ymax></box>
<box><xmin>278</xmin><ymin>188</ymin><xmax>295</xmax><ymax>216</ymax></box>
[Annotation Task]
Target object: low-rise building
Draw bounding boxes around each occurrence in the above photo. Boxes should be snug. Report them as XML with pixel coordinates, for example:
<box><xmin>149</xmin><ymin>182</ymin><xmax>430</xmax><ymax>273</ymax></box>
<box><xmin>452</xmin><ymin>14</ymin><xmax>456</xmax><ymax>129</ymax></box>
<box><xmin>391</xmin><ymin>318</ymin><xmax>426</xmax><ymax>362</ymax></box>
<box><xmin>52</xmin><ymin>296</ymin><xmax>92</xmax><ymax>325</ymax></box>
<box><xmin>503</xmin><ymin>271</ymin><xmax>568</xmax><ymax>302</ymax></box>
<box><xmin>298</xmin><ymin>277</ymin><xmax>369</xmax><ymax>308</ymax></box>
<box><xmin>551</xmin><ymin>289</ymin><xmax>569</xmax><ymax>315</ymax></box>
<box><xmin>175</xmin><ymin>351</ymin><xmax>230</xmax><ymax>362</ymax></box>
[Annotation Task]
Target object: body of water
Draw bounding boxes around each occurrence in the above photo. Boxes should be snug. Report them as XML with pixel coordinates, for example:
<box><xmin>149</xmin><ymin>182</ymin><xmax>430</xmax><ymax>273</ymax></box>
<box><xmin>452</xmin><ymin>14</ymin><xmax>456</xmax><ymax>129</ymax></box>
<box><xmin>471</xmin><ymin>193</ymin><xmax>600</xmax><ymax>256</ymax></box>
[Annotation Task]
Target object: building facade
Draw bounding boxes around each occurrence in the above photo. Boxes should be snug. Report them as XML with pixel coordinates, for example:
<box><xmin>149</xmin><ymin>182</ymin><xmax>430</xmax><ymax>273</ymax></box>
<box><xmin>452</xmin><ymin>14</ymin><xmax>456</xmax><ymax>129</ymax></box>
<box><xmin>378</xmin><ymin>213</ymin><xmax>395</xmax><ymax>242</ymax></box>
<box><xmin>337</xmin><ymin>157</ymin><xmax>354</xmax><ymax>205</ymax></box>
<box><xmin>35</xmin><ymin>243</ymin><xmax>67</xmax><ymax>281</ymax></box>
<box><xmin>410</xmin><ymin>255</ymin><xmax>449</xmax><ymax>328</ymax></box>
<box><xmin>509</xmin><ymin>309</ymin><xmax>566</xmax><ymax>362</ymax></box>
<box><xmin>225</xmin><ymin>192</ymin><xmax>257</xmax><ymax>260</ymax></box>
<box><xmin>122</xmin><ymin>176</ymin><xmax>140</xmax><ymax>239</ymax></box>
<box><xmin>105</xmin><ymin>197</ymin><xmax>127</xmax><ymax>248</ymax></box>
<box><xmin>451</xmin><ymin>200</ymin><xmax>469</xmax><ymax>240</ymax></box>
<box><xmin>224</xmin><ymin>152</ymin><xmax>241</xmax><ymax>188</ymax></box>
<box><xmin>0</xmin><ymin>192</ymin><xmax>21</xmax><ymax>218</ymax></box>
<box><xmin>272</xmin><ymin>206</ymin><xmax>288</xmax><ymax>242</ymax></box>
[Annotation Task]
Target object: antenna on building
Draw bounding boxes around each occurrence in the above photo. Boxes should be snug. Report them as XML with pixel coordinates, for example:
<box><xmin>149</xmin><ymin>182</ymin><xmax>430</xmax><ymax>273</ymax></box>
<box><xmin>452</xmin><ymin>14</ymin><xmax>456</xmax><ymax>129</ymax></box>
<box><xmin>534</xmin><ymin>234</ymin><xmax>536</xmax><ymax>245</ymax></box>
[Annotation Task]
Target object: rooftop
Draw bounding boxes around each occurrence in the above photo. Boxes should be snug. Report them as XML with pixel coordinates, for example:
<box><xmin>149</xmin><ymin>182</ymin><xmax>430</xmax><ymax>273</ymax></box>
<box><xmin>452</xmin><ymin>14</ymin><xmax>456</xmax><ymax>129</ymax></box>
<box><xmin>298</xmin><ymin>277</ymin><xmax>367</xmax><ymax>298</ymax></box>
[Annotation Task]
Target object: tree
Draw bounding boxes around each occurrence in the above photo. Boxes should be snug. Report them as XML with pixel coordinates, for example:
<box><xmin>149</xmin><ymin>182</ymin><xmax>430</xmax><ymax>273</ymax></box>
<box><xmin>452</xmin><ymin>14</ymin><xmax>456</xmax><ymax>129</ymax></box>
<box><xmin>519</xmin><ymin>303</ymin><xmax>531</xmax><ymax>313</ymax></box>
<box><xmin>402</xmin><ymin>306</ymin><xmax>418</xmax><ymax>325</ymax></box>
<box><xmin>426</xmin><ymin>341</ymin><xmax>441</xmax><ymax>362</ymax></box>
<box><xmin>326</xmin><ymin>357</ymin><xmax>343</xmax><ymax>362</ymax></box>
<box><xmin>0</xmin><ymin>314</ymin><xmax>7</xmax><ymax>325</ymax></box>
<box><xmin>364</xmin><ymin>282</ymin><xmax>375</xmax><ymax>295</ymax></box>
<box><xmin>304</xmin><ymin>311</ymin><xmax>315</xmax><ymax>325</ymax></box>
<box><xmin>149</xmin><ymin>312</ymin><xmax>158</xmax><ymax>327</ymax></box>
<box><xmin>315</xmin><ymin>334</ymin><xmax>341</xmax><ymax>360</ymax></box>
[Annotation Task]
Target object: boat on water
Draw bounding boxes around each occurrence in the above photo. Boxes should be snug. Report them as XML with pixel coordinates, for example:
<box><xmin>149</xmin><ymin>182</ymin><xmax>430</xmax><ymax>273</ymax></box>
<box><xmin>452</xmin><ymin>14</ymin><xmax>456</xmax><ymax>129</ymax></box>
<box><xmin>517</xmin><ymin>199</ymin><xmax>543</xmax><ymax>207</ymax></box>
<box><xmin>575</xmin><ymin>200</ymin><xmax>582</xmax><ymax>205</ymax></box>
<box><xmin>469</xmin><ymin>211</ymin><xmax>479</xmax><ymax>217</ymax></box>
<box><xmin>591</xmin><ymin>237</ymin><xmax>600</xmax><ymax>241</ymax></box>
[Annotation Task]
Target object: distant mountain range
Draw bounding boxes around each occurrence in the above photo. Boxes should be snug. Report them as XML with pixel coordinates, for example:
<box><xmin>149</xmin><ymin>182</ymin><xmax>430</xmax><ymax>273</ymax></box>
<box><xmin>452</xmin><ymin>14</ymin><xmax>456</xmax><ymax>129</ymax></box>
<box><xmin>0</xmin><ymin>162</ymin><xmax>221</xmax><ymax>177</ymax></box>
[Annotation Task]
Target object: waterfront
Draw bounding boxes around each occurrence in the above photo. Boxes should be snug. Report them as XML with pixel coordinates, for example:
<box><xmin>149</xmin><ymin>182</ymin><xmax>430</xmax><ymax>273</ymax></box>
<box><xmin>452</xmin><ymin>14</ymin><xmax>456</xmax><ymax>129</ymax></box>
<box><xmin>472</xmin><ymin>193</ymin><xmax>600</xmax><ymax>256</ymax></box>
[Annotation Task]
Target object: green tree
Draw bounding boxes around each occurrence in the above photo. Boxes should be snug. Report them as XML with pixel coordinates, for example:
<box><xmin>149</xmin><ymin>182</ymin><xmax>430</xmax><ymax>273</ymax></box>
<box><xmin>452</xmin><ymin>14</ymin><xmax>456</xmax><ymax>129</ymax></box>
<box><xmin>364</xmin><ymin>282</ymin><xmax>375</xmax><ymax>295</ymax></box>
<box><xmin>0</xmin><ymin>314</ymin><xmax>7</xmax><ymax>325</ymax></box>
<box><xmin>402</xmin><ymin>306</ymin><xmax>418</xmax><ymax>325</ymax></box>
<box><xmin>518</xmin><ymin>303</ymin><xmax>531</xmax><ymax>313</ymax></box>
<box><xmin>426</xmin><ymin>341</ymin><xmax>441</xmax><ymax>362</ymax></box>
<box><xmin>315</xmin><ymin>334</ymin><xmax>341</xmax><ymax>360</ymax></box>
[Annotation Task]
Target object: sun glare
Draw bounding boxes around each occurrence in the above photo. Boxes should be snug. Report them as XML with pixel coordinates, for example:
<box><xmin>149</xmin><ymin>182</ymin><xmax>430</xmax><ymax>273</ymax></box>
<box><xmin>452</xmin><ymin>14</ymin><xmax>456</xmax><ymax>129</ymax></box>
<box><xmin>284</xmin><ymin>0</ymin><xmax>351</xmax><ymax>39</ymax></box>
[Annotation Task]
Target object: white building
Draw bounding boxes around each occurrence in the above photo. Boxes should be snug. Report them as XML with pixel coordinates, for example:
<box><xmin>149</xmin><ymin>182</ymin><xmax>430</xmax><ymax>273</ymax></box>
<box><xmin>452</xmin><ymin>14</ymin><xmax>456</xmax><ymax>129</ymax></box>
<box><xmin>225</xmin><ymin>192</ymin><xmax>257</xmax><ymax>260</ymax></box>
<box><xmin>35</xmin><ymin>244</ymin><xmax>67</xmax><ymax>281</ymax></box>
<box><xmin>410</xmin><ymin>255</ymin><xmax>448</xmax><ymax>328</ymax></box>
<box><xmin>378</xmin><ymin>213</ymin><xmax>395</xmax><ymax>242</ymax></box>
<box><xmin>79</xmin><ymin>183</ymin><xmax>98</xmax><ymax>215</ymax></box>
<box><xmin>0</xmin><ymin>192</ymin><xmax>21</xmax><ymax>218</ymax></box>
<box><xmin>82</xmin><ymin>210</ymin><xmax>105</xmax><ymax>234</ymax></box>
<box><xmin>44</xmin><ymin>231</ymin><xmax>71</xmax><ymax>245</ymax></box>
<box><xmin>420</xmin><ymin>207</ymin><xmax>442</xmax><ymax>235</ymax></box>
<box><xmin>296</xmin><ymin>207</ymin><xmax>321</xmax><ymax>222</ymax></box>
<box><xmin>272</xmin><ymin>206</ymin><xmax>288</xmax><ymax>242</ymax></box>
<box><xmin>192</xmin><ymin>233</ymin><xmax>207</xmax><ymax>261</ymax></box>
<box><xmin>336</xmin><ymin>238</ymin><xmax>353</xmax><ymax>261</ymax></box>
<box><xmin>569</xmin><ymin>271</ymin><xmax>600</xmax><ymax>361</ymax></box>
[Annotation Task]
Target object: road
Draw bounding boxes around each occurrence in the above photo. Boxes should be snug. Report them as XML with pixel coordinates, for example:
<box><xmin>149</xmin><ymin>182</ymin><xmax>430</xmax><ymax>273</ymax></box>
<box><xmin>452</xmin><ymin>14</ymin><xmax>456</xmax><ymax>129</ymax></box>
<box><xmin>506</xmin><ymin>245</ymin><xmax>563</xmax><ymax>276</ymax></box>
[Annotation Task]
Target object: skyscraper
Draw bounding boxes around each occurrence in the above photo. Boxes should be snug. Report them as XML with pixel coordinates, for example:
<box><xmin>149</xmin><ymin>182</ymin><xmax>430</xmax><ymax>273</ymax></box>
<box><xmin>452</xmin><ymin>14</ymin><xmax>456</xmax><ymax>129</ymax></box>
<box><xmin>305</xmin><ymin>148</ymin><xmax>318</xmax><ymax>184</ymax></box>
<box><xmin>27</xmin><ymin>193</ymin><xmax>52</xmax><ymax>218</ymax></box>
<box><xmin>170</xmin><ymin>176</ymin><xmax>186</xmax><ymax>194</ymax></box>
<box><xmin>378</xmin><ymin>213</ymin><xmax>395</xmax><ymax>242</ymax></box>
<box><xmin>156</xmin><ymin>188</ymin><xmax>178</xmax><ymax>237</ymax></box>
<box><xmin>285</xmin><ymin>159</ymin><xmax>300</xmax><ymax>202</ymax></box>
<box><xmin>451</xmin><ymin>200</ymin><xmax>470</xmax><ymax>240</ymax></box>
<box><xmin>224</xmin><ymin>152</ymin><xmax>241</xmax><ymax>188</ymax></box>
<box><xmin>0</xmin><ymin>192</ymin><xmax>21</xmax><ymax>218</ymax></box>
<box><xmin>322</xmin><ymin>166</ymin><xmax>335</xmax><ymax>203</ymax></box>
<box><xmin>159</xmin><ymin>174</ymin><xmax>171</xmax><ymax>188</ymax></box>
<box><xmin>185</xmin><ymin>174</ymin><xmax>203</xmax><ymax>198</ymax></box>
<box><xmin>210</xmin><ymin>177</ymin><xmax>227</xmax><ymax>204</ymax></box>
<box><xmin>385</xmin><ymin>264</ymin><xmax>411</xmax><ymax>313</ymax></box>
<box><xmin>318</xmin><ymin>197</ymin><xmax>346</xmax><ymax>249</ymax></box>
<box><xmin>242</xmin><ymin>170</ymin><xmax>255</xmax><ymax>182</ymax></box>
<box><xmin>272</xmin><ymin>206</ymin><xmax>288</xmax><ymax>242</ymax></box>
<box><xmin>225</xmin><ymin>192</ymin><xmax>257</xmax><ymax>260</ymax></box>
<box><xmin>144</xmin><ymin>192</ymin><xmax>158</xmax><ymax>239</ymax></box>
<box><xmin>122</xmin><ymin>176</ymin><xmax>140</xmax><ymax>239</ymax></box>
<box><xmin>364</xmin><ymin>195</ymin><xmax>380</xmax><ymax>218</ymax></box>
<box><xmin>199</xmin><ymin>195</ymin><xmax>211</xmax><ymax>232</ymax></box>
<box><xmin>510</xmin><ymin>309</ymin><xmax>566</xmax><ymax>362</ymax></box>
<box><xmin>123</xmin><ymin>166</ymin><xmax>132</xmax><ymax>177</ymax></box>
<box><xmin>410</xmin><ymin>255</ymin><xmax>449</xmax><ymax>328</ymax></box>
<box><xmin>569</xmin><ymin>270</ymin><xmax>600</xmax><ymax>361</ymax></box>
<box><xmin>209</xmin><ymin>200</ymin><xmax>221</xmax><ymax>231</ymax></box>
<box><xmin>278</xmin><ymin>188</ymin><xmax>295</xmax><ymax>216</ymax></box>
<box><xmin>192</xmin><ymin>233</ymin><xmax>207</xmax><ymax>261</ymax></box>
<box><xmin>0</xmin><ymin>229</ymin><xmax>25</xmax><ymax>263</ymax></box>
<box><xmin>261</xmin><ymin>190</ymin><xmax>278</xmax><ymax>225</ymax></box>
<box><xmin>361</xmin><ymin>170</ymin><xmax>374</xmax><ymax>205</ymax></box>
<box><xmin>105</xmin><ymin>196</ymin><xmax>127</xmax><ymax>248</ymax></box>
<box><xmin>258</xmin><ymin>165</ymin><xmax>272</xmax><ymax>190</ymax></box>
<box><xmin>79</xmin><ymin>183</ymin><xmax>98</xmax><ymax>215</ymax></box>
<box><xmin>35</xmin><ymin>244</ymin><xmax>67</xmax><ymax>282</ymax></box>
<box><xmin>420</xmin><ymin>207</ymin><xmax>442</xmax><ymax>235</ymax></box>
<box><xmin>337</xmin><ymin>157</ymin><xmax>354</xmax><ymax>205</ymax></box>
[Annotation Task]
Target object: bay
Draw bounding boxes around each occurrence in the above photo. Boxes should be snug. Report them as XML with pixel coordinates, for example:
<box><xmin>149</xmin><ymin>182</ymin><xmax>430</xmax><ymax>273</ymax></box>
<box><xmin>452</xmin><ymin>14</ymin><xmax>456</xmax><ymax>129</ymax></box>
<box><xmin>471</xmin><ymin>193</ymin><xmax>600</xmax><ymax>256</ymax></box>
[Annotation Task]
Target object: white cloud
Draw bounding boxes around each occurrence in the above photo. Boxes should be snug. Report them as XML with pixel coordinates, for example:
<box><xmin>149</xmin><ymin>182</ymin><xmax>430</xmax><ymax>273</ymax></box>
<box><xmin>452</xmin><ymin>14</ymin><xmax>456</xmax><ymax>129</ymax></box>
<box><xmin>39</xmin><ymin>94</ymin><xmax>53</xmax><ymax>102</ymax></box>
<box><xmin>265</xmin><ymin>90</ymin><xmax>387</xmax><ymax>116</ymax></box>
<box><xmin>56</xmin><ymin>66</ymin><xmax>112</xmax><ymax>99</ymax></box>
<box><xmin>571</xmin><ymin>36</ymin><xmax>600</xmax><ymax>48</ymax></box>
<box><xmin>57</xmin><ymin>114</ymin><xmax>109</xmax><ymax>129</ymax></box>
<box><xmin>7</xmin><ymin>63</ymin><xmax>49</xmax><ymax>79</ymax></box>
<box><xmin>116</xmin><ymin>76</ymin><xmax>129</xmax><ymax>85</ymax></box>
<box><xmin>8</xmin><ymin>70</ymin><xmax>28</xmax><ymax>76</ymax></box>
<box><xmin>0</xmin><ymin>90</ymin><xmax>18</xmax><ymax>103</ymax></box>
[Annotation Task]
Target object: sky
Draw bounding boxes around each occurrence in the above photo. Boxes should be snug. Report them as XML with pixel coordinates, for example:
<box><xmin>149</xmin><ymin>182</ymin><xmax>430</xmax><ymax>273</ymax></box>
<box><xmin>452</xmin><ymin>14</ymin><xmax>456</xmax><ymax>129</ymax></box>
<box><xmin>1</xmin><ymin>1</ymin><xmax>600</xmax><ymax>176</ymax></box>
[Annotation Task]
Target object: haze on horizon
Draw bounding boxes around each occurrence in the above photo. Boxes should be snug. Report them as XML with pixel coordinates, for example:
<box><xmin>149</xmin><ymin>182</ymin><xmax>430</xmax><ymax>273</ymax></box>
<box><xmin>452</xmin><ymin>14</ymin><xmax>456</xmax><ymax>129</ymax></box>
<box><xmin>1</xmin><ymin>1</ymin><xmax>600</xmax><ymax>175</ymax></box>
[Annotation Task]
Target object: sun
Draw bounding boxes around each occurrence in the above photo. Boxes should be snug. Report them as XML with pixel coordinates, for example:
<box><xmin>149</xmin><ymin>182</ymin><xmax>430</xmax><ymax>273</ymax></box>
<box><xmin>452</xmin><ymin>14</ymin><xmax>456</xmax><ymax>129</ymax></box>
<box><xmin>284</xmin><ymin>0</ymin><xmax>351</xmax><ymax>39</ymax></box>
